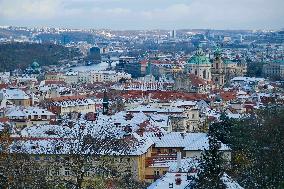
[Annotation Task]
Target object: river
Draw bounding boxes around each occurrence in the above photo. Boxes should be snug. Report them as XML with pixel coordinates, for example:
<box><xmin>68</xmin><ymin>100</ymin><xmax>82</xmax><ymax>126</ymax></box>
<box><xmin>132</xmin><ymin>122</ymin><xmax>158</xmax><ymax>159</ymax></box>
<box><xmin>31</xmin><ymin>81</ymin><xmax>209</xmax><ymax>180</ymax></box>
<box><xmin>65</xmin><ymin>61</ymin><xmax>118</xmax><ymax>72</ymax></box>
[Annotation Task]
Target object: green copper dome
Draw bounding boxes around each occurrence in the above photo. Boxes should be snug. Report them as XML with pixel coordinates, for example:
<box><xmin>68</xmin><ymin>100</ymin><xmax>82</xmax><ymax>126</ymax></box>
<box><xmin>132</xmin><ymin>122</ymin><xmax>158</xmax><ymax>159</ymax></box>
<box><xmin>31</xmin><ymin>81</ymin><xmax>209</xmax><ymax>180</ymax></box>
<box><xmin>187</xmin><ymin>47</ymin><xmax>211</xmax><ymax>65</ymax></box>
<box><xmin>31</xmin><ymin>61</ymin><xmax>40</xmax><ymax>69</ymax></box>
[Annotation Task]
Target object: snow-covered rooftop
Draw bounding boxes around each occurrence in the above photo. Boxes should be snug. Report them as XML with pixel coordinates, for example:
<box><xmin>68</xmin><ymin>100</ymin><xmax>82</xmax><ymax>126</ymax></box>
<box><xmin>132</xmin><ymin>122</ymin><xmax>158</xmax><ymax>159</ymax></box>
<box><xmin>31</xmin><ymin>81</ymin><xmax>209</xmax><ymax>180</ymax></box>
<box><xmin>6</xmin><ymin>106</ymin><xmax>54</xmax><ymax>117</ymax></box>
<box><xmin>148</xmin><ymin>132</ymin><xmax>230</xmax><ymax>151</ymax></box>
<box><xmin>0</xmin><ymin>88</ymin><xmax>30</xmax><ymax>100</ymax></box>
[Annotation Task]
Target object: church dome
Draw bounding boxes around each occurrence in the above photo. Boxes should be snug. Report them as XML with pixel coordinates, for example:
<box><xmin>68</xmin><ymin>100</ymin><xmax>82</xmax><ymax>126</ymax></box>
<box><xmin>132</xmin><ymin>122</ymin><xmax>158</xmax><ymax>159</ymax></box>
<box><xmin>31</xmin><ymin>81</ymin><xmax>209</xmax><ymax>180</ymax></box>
<box><xmin>187</xmin><ymin>46</ymin><xmax>211</xmax><ymax>65</ymax></box>
<box><xmin>31</xmin><ymin>61</ymin><xmax>40</xmax><ymax>69</ymax></box>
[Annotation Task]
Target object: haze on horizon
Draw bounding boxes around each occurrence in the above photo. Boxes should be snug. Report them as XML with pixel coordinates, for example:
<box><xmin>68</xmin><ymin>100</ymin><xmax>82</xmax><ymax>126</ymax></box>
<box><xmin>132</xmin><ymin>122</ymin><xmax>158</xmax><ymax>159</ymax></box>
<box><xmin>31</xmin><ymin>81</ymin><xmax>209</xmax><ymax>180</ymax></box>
<box><xmin>0</xmin><ymin>0</ymin><xmax>283</xmax><ymax>30</ymax></box>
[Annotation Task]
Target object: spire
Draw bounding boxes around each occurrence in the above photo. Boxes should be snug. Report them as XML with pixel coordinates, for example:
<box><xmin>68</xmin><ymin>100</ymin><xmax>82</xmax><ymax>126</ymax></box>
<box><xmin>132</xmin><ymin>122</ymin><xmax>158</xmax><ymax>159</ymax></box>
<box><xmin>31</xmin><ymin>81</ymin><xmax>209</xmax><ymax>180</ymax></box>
<box><xmin>146</xmin><ymin>62</ymin><xmax>152</xmax><ymax>76</ymax></box>
<box><xmin>196</xmin><ymin>44</ymin><xmax>204</xmax><ymax>56</ymax></box>
<box><xmin>102</xmin><ymin>89</ymin><xmax>109</xmax><ymax>115</ymax></box>
<box><xmin>214</xmin><ymin>44</ymin><xmax>222</xmax><ymax>58</ymax></box>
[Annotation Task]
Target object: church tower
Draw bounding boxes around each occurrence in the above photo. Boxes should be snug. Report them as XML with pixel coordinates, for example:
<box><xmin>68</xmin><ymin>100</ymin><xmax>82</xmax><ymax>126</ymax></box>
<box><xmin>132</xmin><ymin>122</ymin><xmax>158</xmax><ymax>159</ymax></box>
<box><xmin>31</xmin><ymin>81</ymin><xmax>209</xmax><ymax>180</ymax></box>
<box><xmin>102</xmin><ymin>90</ymin><xmax>109</xmax><ymax>115</ymax></box>
<box><xmin>211</xmin><ymin>46</ymin><xmax>225</xmax><ymax>88</ymax></box>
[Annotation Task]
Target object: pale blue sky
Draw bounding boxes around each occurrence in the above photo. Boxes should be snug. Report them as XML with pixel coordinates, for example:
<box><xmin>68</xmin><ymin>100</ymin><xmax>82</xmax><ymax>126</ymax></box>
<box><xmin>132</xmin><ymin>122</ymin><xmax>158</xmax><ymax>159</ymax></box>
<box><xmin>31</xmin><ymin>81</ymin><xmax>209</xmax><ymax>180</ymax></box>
<box><xmin>0</xmin><ymin>0</ymin><xmax>283</xmax><ymax>30</ymax></box>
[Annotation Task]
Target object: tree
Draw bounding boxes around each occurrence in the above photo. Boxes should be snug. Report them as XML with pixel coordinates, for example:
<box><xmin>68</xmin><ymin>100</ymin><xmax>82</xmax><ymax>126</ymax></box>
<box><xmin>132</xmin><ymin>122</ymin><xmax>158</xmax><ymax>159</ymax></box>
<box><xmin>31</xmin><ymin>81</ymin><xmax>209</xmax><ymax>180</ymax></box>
<box><xmin>193</xmin><ymin>123</ymin><xmax>225</xmax><ymax>189</ymax></box>
<box><xmin>235</xmin><ymin>108</ymin><xmax>284</xmax><ymax>189</ymax></box>
<box><xmin>0</xmin><ymin>117</ymin><xmax>146</xmax><ymax>189</ymax></box>
<box><xmin>0</xmin><ymin>42</ymin><xmax>81</xmax><ymax>72</ymax></box>
<box><xmin>48</xmin><ymin>119</ymin><xmax>142</xmax><ymax>189</ymax></box>
<box><xmin>115</xmin><ymin>174</ymin><xmax>149</xmax><ymax>189</ymax></box>
<box><xmin>212</xmin><ymin>107</ymin><xmax>284</xmax><ymax>189</ymax></box>
<box><xmin>213</xmin><ymin>113</ymin><xmax>235</xmax><ymax>144</ymax></box>
<box><xmin>0</xmin><ymin>132</ymin><xmax>50</xmax><ymax>189</ymax></box>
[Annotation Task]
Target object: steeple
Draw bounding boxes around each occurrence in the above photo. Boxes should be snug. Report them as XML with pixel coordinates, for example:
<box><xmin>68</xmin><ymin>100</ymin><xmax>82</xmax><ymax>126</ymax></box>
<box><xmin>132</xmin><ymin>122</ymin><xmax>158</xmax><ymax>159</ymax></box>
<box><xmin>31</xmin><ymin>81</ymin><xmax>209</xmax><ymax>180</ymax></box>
<box><xmin>146</xmin><ymin>62</ymin><xmax>152</xmax><ymax>76</ymax></box>
<box><xmin>196</xmin><ymin>44</ymin><xmax>204</xmax><ymax>56</ymax></box>
<box><xmin>102</xmin><ymin>90</ymin><xmax>109</xmax><ymax>115</ymax></box>
<box><xmin>214</xmin><ymin>44</ymin><xmax>222</xmax><ymax>59</ymax></box>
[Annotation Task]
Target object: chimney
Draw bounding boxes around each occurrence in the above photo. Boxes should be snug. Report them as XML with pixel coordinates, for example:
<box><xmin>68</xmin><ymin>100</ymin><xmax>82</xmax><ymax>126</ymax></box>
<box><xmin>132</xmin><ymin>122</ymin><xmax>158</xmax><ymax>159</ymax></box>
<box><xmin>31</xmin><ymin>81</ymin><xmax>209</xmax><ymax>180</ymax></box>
<box><xmin>176</xmin><ymin>151</ymin><xmax>181</xmax><ymax>172</ymax></box>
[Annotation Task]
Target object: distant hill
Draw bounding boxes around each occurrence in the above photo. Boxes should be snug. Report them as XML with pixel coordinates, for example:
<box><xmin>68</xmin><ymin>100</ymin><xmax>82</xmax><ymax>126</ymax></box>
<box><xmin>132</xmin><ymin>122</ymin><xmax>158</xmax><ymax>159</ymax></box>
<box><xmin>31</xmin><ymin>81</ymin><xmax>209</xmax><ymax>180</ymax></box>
<box><xmin>0</xmin><ymin>42</ymin><xmax>82</xmax><ymax>72</ymax></box>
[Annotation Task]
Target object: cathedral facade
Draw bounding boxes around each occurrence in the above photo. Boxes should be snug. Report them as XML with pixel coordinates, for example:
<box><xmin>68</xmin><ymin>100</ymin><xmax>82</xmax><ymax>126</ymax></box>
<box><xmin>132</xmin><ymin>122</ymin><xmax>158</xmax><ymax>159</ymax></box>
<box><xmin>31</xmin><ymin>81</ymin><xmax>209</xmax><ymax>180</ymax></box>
<box><xmin>185</xmin><ymin>46</ymin><xmax>247</xmax><ymax>88</ymax></box>
<box><xmin>185</xmin><ymin>46</ymin><xmax>212</xmax><ymax>81</ymax></box>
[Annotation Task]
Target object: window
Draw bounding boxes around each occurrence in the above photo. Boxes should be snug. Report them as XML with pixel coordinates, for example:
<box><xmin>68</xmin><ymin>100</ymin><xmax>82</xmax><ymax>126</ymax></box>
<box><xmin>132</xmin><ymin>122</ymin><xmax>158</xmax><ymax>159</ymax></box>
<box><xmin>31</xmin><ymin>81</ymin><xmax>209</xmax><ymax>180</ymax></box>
<box><xmin>192</xmin><ymin>114</ymin><xmax>195</xmax><ymax>119</ymax></box>
<box><xmin>154</xmin><ymin>170</ymin><xmax>160</xmax><ymax>176</ymax></box>
<box><xmin>46</xmin><ymin>168</ymin><xmax>50</xmax><ymax>176</ymax></box>
<box><xmin>203</xmin><ymin>70</ymin><xmax>206</xmax><ymax>79</ymax></box>
<box><xmin>34</xmin><ymin>167</ymin><xmax>40</xmax><ymax>174</ymax></box>
<box><xmin>65</xmin><ymin>167</ymin><xmax>70</xmax><ymax>176</ymax></box>
<box><xmin>54</xmin><ymin>168</ymin><xmax>60</xmax><ymax>176</ymax></box>
<box><xmin>85</xmin><ymin>171</ymin><xmax>90</xmax><ymax>177</ymax></box>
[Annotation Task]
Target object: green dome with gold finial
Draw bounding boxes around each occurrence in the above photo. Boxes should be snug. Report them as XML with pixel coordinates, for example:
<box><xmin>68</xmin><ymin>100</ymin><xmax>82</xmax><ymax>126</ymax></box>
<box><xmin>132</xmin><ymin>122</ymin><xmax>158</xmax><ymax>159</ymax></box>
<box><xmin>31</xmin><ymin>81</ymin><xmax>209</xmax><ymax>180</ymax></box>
<box><xmin>187</xmin><ymin>45</ymin><xmax>211</xmax><ymax>65</ymax></box>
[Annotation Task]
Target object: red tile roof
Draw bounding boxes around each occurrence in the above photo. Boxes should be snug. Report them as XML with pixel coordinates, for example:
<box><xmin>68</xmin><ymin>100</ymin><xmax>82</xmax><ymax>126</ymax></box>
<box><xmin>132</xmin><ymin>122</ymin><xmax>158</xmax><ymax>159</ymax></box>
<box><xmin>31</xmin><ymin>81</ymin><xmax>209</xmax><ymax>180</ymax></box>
<box><xmin>188</xmin><ymin>74</ymin><xmax>207</xmax><ymax>86</ymax></box>
<box><xmin>0</xmin><ymin>118</ymin><xmax>9</xmax><ymax>123</ymax></box>
<box><xmin>45</xmin><ymin>80</ymin><xmax>66</xmax><ymax>85</ymax></box>
<box><xmin>220</xmin><ymin>91</ymin><xmax>237</xmax><ymax>101</ymax></box>
<box><xmin>0</xmin><ymin>84</ymin><xmax>8</xmax><ymax>90</ymax></box>
<box><xmin>46</xmin><ymin>95</ymin><xmax>87</xmax><ymax>102</ymax></box>
<box><xmin>94</xmin><ymin>90</ymin><xmax>208</xmax><ymax>101</ymax></box>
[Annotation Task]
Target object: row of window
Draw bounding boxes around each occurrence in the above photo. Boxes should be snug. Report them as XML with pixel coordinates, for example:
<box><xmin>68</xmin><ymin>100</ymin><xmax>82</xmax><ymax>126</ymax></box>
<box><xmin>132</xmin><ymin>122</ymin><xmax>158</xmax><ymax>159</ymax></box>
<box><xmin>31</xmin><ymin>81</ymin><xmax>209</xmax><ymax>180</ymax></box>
<box><xmin>33</xmin><ymin>156</ymin><xmax>131</xmax><ymax>164</ymax></box>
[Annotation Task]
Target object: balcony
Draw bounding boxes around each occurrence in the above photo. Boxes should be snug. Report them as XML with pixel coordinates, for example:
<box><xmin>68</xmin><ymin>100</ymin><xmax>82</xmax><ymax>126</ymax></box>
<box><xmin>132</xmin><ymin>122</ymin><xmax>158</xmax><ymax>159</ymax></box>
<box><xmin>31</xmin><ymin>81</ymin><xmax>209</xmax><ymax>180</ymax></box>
<box><xmin>146</xmin><ymin>153</ymin><xmax>177</xmax><ymax>167</ymax></box>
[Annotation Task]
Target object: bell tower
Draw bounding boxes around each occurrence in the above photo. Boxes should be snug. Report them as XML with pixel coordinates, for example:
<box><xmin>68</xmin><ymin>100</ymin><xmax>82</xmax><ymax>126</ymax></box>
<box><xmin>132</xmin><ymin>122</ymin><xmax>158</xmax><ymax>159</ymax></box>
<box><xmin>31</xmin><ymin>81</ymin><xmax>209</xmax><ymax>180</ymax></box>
<box><xmin>212</xmin><ymin>46</ymin><xmax>225</xmax><ymax>88</ymax></box>
<box><xmin>102</xmin><ymin>90</ymin><xmax>109</xmax><ymax>115</ymax></box>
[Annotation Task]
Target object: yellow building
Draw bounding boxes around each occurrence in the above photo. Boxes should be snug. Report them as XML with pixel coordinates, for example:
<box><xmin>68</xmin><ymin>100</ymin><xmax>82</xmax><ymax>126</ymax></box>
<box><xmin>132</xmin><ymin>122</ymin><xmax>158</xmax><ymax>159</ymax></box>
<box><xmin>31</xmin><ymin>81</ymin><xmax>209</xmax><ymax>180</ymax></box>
<box><xmin>212</xmin><ymin>47</ymin><xmax>247</xmax><ymax>88</ymax></box>
<box><xmin>0</xmin><ymin>88</ymin><xmax>31</xmax><ymax>107</ymax></box>
<box><xmin>5</xmin><ymin>107</ymin><xmax>55</xmax><ymax>129</ymax></box>
<box><xmin>45</xmin><ymin>72</ymin><xmax>65</xmax><ymax>81</ymax></box>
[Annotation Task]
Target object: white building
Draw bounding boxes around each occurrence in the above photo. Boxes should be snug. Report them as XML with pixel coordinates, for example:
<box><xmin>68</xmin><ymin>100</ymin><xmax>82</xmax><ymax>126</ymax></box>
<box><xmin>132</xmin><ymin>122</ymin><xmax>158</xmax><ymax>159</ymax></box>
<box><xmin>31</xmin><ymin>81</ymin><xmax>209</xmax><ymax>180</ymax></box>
<box><xmin>64</xmin><ymin>70</ymin><xmax>131</xmax><ymax>84</ymax></box>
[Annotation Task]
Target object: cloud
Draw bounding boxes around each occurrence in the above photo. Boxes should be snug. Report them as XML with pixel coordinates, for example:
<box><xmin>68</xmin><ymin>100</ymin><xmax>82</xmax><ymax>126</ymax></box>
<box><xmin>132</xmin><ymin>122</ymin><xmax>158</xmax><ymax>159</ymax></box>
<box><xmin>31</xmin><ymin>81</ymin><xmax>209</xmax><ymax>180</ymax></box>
<box><xmin>0</xmin><ymin>0</ymin><xmax>62</xmax><ymax>19</ymax></box>
<box><xmin>0</xmin><ymin>0</ymin><xmax>283</xmax><ymax>29</ymax></box>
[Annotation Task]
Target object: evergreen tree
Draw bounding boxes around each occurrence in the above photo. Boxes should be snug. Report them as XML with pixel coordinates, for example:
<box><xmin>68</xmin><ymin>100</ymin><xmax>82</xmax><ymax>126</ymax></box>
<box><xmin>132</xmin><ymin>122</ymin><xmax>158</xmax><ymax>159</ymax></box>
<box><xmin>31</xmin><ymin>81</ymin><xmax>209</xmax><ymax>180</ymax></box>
<box><xmin>212</xmin><ymin>107</ymin><xmax>284</xmax><ymax>189</ymax></box>
<box><xmin>193</xmin><ymin>123</ymin><xmax>225</xmax><ymax>189</ymax></box>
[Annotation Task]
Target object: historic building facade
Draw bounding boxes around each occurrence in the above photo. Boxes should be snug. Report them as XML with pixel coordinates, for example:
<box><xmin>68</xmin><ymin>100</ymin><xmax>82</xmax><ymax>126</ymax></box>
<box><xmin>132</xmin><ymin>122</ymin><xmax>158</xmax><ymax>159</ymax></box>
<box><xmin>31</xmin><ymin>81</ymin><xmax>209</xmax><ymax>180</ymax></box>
<box><xmin>185</xmin><ymin>46</ymin><xmax>212</xmax><ymax>81</ymax></box>
<box><xmin>186</xmin><ymin>46</ymin><xmax>247</xmax><ymax>88</ymax></box>
<box><xmin>263</xmin><ymin>59</ymin><xmax>284</xmax><ymax>79</ymax></box>
<box><xmin>211</xmin><ymin>48</ymin><xmax>225</xmax><ymax>88</ymax></box>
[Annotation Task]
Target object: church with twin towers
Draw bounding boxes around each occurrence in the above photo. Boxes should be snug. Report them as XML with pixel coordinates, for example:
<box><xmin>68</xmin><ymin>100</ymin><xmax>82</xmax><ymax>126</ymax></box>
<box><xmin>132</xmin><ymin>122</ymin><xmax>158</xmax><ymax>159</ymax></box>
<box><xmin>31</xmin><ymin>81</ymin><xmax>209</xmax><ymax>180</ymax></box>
<box><xmin>185</xmin><ymin>45</ymin><xmax>247</xmax><ymax>88</ymax></box>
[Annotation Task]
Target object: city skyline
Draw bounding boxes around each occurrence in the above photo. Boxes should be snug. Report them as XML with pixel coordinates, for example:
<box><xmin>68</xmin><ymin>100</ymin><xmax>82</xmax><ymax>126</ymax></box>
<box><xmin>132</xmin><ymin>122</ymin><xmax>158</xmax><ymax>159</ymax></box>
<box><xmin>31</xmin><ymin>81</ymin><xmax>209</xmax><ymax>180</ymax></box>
<box><xmin>0</xmin><ymin>0</ymin><xmax>284</xmax><ymax>30</ymax></box>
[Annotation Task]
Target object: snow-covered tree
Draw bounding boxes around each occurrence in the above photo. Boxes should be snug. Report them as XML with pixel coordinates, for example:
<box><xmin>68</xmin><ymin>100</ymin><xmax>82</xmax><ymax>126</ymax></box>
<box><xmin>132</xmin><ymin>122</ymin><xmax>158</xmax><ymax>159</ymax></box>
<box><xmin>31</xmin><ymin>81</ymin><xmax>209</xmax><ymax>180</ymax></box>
<box><xmin>193</xmin><ymin>123</ymin><xmax>225</xmax><ymax>189</ymax></box>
